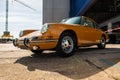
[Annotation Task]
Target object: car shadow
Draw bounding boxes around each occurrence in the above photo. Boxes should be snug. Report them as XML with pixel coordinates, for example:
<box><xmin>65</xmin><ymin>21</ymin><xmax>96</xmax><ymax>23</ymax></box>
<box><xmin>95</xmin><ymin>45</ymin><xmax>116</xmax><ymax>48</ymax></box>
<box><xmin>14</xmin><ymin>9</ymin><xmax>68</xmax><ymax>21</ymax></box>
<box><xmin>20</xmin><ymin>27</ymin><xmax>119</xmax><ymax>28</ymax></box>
<box><xmin>15</xmin><ymin>47</ymin><xmax>120</xmax><ymax>79</ymax></box>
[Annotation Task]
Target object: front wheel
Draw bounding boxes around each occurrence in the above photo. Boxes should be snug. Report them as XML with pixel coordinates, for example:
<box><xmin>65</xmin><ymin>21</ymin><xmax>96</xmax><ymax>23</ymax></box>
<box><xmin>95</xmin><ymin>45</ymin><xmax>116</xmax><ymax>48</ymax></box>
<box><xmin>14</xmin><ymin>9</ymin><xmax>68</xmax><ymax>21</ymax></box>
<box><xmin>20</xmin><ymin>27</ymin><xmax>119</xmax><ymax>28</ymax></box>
<box><xmin>97</xmin><ymin>36</ymin><xmax>106</xmax><ymax>49</ymax></box>
<box><xmin>31</xmin><ymin>50</ymin><xmax>43</xmax><ymax>54</ymax></box>
<box><xmin>56</xmin><ymin>33</ymin><xmax>76</xmax><ymax>57</ymax></box>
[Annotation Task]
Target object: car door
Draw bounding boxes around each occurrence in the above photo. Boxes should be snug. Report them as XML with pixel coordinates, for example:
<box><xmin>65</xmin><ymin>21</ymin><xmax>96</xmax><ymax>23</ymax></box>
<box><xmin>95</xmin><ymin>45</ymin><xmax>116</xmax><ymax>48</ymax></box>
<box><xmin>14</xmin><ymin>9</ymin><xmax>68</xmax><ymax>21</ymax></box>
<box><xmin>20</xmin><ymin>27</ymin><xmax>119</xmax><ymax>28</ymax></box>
<box><xmin>75</xmin><ymin>16</ymin><xmax>88</xmax><ymax>45</ymax></box>
<box><xmin>92</xmin><ymin>22</ymin><xmax>102</xmax><ymax>43</ymax></box>
<box><xmin>83</xmin><ymin>18</ymin><xmax>101</xmax><ymax>44</ymax></box>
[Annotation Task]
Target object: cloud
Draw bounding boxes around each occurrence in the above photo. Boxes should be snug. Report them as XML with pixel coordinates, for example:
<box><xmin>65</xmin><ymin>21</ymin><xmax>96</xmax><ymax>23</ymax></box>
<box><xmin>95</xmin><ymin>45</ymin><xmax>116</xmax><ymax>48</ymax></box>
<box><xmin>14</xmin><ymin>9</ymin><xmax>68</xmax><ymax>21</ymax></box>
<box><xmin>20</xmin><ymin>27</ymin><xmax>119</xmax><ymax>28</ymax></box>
<box><xmin>0</xmin><ymin>0</ymin><xmax>43</xmax><ymax>38</ymax></box>
<box><xmin>0</xmin><ymin>16</ymin><xmax>42</xmax><ymax>24</ymax></box>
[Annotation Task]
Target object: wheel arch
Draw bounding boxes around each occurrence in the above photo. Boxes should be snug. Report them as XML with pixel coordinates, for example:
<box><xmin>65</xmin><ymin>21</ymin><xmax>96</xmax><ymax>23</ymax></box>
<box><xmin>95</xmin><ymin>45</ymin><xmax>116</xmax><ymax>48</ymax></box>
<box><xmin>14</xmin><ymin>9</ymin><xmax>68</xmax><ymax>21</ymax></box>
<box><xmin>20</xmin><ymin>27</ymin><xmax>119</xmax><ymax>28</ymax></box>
<box><xmin>59</xmin><ymin>30</ymin><xmax>78</xmax><ymax>46</ymax></box>
<box><xmin>102</xmin><ymin>34</ymin><xmax>106</xmax><ymax>40</ymax></box>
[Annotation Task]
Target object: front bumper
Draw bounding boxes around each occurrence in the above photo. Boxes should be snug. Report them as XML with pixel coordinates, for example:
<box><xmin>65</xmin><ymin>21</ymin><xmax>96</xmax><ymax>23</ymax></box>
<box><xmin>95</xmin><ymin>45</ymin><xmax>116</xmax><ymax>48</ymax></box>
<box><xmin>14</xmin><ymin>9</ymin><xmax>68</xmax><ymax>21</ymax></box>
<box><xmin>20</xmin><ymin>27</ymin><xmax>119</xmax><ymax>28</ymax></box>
<box><xmin>17</xmin><ymin>40</ymin><xmax>27</xmax><ymax>49</ymax></box>
<box><xmin>26</xmin><ymin>39</ymin><xmax>58</xmax><ymax>50</ymax></box>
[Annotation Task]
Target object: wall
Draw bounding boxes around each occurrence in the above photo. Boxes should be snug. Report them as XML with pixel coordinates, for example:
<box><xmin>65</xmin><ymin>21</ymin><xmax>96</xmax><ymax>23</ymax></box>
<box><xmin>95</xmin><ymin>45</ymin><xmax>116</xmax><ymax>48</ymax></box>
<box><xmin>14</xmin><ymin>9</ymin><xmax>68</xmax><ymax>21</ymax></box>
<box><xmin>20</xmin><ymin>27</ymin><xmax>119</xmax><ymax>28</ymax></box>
<box><xmin>43</xmin><ymin>0</ymin><xmax>70</xmax><ymax>23</ymax></box>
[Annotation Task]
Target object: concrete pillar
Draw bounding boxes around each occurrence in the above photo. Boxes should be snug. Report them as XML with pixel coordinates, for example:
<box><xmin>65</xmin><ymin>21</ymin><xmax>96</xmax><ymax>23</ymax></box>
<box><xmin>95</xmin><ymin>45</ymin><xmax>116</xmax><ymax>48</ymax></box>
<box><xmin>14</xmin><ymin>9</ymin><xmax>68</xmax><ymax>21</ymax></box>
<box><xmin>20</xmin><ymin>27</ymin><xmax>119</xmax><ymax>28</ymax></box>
<box><xmin>108</xmin><ymin>22</ymin><xmax>112</xmax><ymax>34</ymax></box>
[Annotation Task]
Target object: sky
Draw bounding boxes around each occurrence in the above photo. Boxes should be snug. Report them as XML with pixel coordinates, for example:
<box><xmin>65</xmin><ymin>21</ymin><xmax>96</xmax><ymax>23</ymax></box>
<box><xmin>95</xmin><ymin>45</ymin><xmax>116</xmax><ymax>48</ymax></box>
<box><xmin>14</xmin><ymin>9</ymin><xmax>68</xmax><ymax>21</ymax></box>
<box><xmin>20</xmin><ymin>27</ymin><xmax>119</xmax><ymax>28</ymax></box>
<box><xmin>0</xmin><ymin>0</ymin><xmax>43</xmax><ymax>38</ymax></box>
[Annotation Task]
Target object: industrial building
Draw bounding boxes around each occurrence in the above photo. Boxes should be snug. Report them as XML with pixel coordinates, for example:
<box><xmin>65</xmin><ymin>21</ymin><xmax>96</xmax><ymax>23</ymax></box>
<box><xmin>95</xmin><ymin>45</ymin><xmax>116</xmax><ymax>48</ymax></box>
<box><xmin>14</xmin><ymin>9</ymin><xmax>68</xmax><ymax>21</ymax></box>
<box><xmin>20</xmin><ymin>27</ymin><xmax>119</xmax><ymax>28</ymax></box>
<box><xmin>42</xmin><ymin>0</ymin><xmax>120</xmax><ymax>43</ymax></box>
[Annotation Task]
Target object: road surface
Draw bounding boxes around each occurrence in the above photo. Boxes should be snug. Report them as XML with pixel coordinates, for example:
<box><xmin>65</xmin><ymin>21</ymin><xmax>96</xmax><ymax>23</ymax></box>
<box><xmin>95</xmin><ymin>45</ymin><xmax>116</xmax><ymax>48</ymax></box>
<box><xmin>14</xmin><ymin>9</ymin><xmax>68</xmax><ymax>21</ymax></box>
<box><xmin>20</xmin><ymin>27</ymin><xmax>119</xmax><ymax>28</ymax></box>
<box><xmin>0</xmin><ymin>43</ymin><xmax>120</xmax><ymax>80</ymax></box>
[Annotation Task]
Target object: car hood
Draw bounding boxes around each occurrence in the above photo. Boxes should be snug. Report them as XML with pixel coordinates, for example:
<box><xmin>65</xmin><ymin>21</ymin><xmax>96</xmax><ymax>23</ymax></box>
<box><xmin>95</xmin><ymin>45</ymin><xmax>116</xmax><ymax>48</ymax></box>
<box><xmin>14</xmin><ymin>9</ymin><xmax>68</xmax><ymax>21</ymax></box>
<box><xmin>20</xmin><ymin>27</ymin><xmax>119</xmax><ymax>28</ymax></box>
<box><xmin>19</xmin><ymin>30</ymin><xmax>41</xmax><ymax>40</ymax></box>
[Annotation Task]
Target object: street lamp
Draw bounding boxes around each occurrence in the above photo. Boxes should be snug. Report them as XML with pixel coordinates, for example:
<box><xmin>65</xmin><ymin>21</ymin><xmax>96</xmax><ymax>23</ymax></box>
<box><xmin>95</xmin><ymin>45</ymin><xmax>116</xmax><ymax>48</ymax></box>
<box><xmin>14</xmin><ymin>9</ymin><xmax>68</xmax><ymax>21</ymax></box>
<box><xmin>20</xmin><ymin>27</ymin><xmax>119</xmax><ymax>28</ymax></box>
<box><xmin>5</xmin><ymin>0</ymin><xmax>9</xmax><ymax>32</ymax></box>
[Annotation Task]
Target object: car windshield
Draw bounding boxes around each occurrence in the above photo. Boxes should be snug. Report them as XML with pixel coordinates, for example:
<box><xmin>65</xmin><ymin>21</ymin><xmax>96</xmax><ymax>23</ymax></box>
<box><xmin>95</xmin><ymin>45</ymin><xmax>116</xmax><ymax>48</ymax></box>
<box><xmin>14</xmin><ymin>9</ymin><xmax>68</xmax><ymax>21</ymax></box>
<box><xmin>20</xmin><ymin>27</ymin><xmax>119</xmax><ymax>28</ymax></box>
<box><xmin>60</xmin><ymin>17</ymin><xmax>82</xmax><ymax>25</ymax></box>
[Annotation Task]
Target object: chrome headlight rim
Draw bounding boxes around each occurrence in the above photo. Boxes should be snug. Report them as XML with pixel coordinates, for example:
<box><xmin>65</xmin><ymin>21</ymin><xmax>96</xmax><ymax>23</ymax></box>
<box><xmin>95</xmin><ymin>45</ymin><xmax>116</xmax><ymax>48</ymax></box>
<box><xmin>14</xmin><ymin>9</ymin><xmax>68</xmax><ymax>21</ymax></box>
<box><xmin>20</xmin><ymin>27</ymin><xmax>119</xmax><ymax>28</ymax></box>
<box><xmin>41</xmin><ymin>23</ymin><xmax>49</xmax><ymax>34</ymax></box>
<box><xmin>13</xmin><ymin>38</ymin><xmax>18</xmax><ymax>46</ymax></box>
<box><xmin>24</xmin><ymin>38</ymin><xmax>30</xmax><ymax>48</ymax></box>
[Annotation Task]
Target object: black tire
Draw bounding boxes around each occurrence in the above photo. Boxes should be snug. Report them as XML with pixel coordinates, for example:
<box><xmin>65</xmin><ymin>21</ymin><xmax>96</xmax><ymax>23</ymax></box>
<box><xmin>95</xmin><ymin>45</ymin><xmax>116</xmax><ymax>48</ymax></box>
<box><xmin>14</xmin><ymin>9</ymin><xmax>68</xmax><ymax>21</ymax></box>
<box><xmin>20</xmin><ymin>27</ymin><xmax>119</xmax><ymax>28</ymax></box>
<box><xmin>31</xmin><ymin>50</ymin><xmax>43</xmax><ymax>54</ymax></box>
<box><xmin>97</xmin><ymin>36</ymin><xmax>106</xmax><ymax>49</ymax></box>
<box><xmin>56</xmin><ymin>32</ymin><xmax>76</xmax><ymax>57</ymax></box>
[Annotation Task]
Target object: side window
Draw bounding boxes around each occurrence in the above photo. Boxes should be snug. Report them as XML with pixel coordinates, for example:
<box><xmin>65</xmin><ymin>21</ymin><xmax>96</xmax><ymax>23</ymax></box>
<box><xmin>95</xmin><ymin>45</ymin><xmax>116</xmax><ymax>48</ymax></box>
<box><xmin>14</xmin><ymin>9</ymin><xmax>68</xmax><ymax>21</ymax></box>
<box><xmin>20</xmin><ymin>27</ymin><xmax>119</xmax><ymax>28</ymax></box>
<box><xmin>84</xmin><ymin>18</ymin><xmax>94</xmax><ymax>28</ymax></box>
<box><xmin>93</xmin><ymin>22</ymin><xmax>99</xmax><ymax>29</ymax></box>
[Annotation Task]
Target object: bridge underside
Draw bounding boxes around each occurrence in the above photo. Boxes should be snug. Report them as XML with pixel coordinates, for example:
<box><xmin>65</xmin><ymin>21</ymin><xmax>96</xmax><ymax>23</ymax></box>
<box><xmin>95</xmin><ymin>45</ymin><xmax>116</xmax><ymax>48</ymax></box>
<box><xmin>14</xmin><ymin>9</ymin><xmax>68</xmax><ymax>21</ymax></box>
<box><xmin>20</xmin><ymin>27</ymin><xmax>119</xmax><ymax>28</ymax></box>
<box><xmin>84</xmin><ymin>0</ymin><xmax>120</xmax><ymax>24</ymax></box>
<box><xmin>70</xmin><ymin>0</ymin><xmax>120</xmax><ymax>24</ymax></box>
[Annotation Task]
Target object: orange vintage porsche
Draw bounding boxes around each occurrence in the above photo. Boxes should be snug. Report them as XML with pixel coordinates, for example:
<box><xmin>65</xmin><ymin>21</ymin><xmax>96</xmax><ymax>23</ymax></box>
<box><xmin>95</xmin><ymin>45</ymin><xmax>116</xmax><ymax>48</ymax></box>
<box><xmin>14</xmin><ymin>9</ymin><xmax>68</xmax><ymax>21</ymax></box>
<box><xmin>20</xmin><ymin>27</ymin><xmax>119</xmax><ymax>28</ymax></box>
<box><xmin>13</xmin><ymin>29</ymin><xmax>37</xmax><ymax>49</ymax></box>
<box><xmin>24</xmin><ymin>16</ymin><xmax>109</xmax><ymax>57</ymax></box>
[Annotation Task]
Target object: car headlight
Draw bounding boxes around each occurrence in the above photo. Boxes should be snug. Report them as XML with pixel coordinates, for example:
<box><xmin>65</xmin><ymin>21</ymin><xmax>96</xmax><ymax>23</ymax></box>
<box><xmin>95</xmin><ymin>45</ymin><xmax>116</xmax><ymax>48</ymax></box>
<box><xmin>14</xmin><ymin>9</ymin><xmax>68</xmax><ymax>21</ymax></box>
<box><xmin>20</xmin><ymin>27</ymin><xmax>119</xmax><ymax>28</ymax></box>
<box><xmin>19</xmin><ymin>31</ymin><xmax>24</xmax><ymax>37</ymax></box>
<box><xmin>41</xmin><ymin>23</ymin><xmax>49</xmax><ymax>34</ymax></box>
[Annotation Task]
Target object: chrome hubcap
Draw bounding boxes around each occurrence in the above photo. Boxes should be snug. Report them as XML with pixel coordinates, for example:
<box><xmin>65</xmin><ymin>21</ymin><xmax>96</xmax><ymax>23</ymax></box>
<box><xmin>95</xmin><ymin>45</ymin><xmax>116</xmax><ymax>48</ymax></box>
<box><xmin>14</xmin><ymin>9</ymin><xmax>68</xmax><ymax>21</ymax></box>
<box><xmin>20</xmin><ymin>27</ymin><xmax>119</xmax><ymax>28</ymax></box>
<box><xmin>61</xmin><ymin>36</ymin><xmax>73</xmax><ymax>53</ymax></box>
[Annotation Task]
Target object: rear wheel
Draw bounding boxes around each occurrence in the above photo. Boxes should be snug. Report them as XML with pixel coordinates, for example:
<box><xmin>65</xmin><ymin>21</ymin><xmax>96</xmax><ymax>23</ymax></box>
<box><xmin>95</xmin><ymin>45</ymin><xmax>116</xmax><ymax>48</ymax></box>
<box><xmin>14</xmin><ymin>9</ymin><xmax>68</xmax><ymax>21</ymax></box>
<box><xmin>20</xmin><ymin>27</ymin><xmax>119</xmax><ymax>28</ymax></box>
<box><xmin>56</xmin><ymin>32</ymin><xmax>76</xmax><ymax>57</ymax></box>
<box><xmin>97</xmin><ymin>36</ymin><xmax>106</xmax><ymax>49</ymax></box>
<box><xmin>31</xmin><ymin>50</ymin><xmax>43</xmax><ymax>54</ymax></box>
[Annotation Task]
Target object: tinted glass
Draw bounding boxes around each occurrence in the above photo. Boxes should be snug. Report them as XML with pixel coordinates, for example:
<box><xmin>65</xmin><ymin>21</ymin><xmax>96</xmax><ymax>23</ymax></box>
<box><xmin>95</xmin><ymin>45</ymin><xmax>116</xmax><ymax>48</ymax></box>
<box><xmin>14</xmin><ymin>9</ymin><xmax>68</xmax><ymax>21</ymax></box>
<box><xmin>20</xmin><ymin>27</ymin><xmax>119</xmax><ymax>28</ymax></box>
<box><xmin>84</xmin><ymin>18</ymin><xmax>94</xmax><ymax>27</ymax></box>
<box><xmin>93</xmin><ymin>22</ymin><xmax>99</xmax><ymax>29</ymax></box>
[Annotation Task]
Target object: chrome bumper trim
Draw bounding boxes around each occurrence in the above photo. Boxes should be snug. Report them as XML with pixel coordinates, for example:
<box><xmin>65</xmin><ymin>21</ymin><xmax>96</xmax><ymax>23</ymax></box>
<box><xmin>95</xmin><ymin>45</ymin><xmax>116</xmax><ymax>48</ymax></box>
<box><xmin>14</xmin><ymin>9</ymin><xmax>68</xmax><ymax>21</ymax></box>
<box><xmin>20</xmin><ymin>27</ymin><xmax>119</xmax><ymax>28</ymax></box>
<box><xmin>18</xmin><ymin>41</ymin><xmax>24</xmax><ymax>45</ymax></box>
<box><xmin>29</xmin><ymin>39</ymin><xmax>58</xmax><ymax>43</ymax></box>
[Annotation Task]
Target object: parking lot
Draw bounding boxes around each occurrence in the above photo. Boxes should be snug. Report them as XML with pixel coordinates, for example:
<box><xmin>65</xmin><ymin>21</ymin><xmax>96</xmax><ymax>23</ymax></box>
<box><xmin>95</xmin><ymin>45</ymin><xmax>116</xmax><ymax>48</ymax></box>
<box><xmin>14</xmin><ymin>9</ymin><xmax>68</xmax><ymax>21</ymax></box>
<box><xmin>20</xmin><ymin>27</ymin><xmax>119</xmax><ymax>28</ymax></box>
<box><xmin>0</xmin><ymin>43</ymin><xmax>120</xmax><ymax>80</ymax></box>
